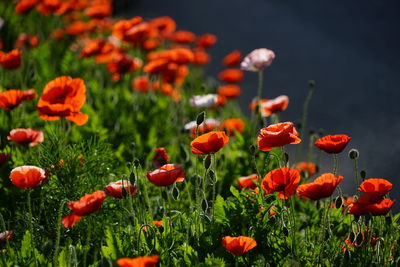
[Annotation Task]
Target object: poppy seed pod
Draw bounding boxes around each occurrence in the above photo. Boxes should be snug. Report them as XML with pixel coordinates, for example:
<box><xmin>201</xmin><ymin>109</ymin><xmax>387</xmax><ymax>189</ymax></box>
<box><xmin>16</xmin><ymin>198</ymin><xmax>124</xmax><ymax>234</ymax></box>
<box><xmin>348</xmin><ymin>149</ymin><xmax>359</xmax><ymax>159</ymax></box>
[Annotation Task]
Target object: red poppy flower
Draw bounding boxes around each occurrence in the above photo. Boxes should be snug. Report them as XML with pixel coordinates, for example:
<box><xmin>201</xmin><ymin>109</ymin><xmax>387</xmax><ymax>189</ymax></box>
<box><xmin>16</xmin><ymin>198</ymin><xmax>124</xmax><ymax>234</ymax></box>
<box><xmin>221</xmin><ymin>236</ymin><xmax>257</xmax><ymax>256</ymax></box>
<box><xmin>262</xmin><ymin>167</ymin><xmax>300</xmax><ymax>199</ymax></box>
<box><xmin>260</xmin><ymin>95</ymin><xmax>289</xmax><ymax>117</ymax></box>
<box><xmin>107</xmin><ymin>55</ymin><xmax>142</xmax><ymax>81</ymax></box>
<box><xmin>221</xmin><ymin>118</ymin><xmax>245</xmax><ymax>136</ymax></box>
<box><xmin>36</xmin><ymin>0</ymin><xmax>62</xmax><ymax>15</ymax></box>
<box><xmin>104</xmin><ymin>180</ymin><xmax>137</xmax><ymax>198</ymax></box>
<box><xmin>131</xmin><ymin>76</ymin><xmax>150</xmax><ymax>92</ymax></box>
<box><xmin>62</xmin><ymin>190</ymin><xmax>107</xmax><ymax>228</ymax></box>
<box><xmin>152</xmin><ymin>147</ymin><xmax>169</xmax><ymax>168</ymax></box>
<box><xmin>257</xmin><ymin>122</ymin><xmax>301</xmax><ymax>151</ymax></box>
<box><xmin>366</xmin><ymin>198</ymin><xmax>395</xmax><ymax>216</ymax></box>
<box><xmin>0</xmin><ymin>231</ymin><xmax>13</xmax><ymax>243</ymax></box>
<box><xmin>147</xmin><ymin>164</ymin><xmax>185</xmax><ymax>186</ymax></box>
<box><xmin>191</xmin><ymin>131</ymin><xmax>229</xmax><ymax>155</ymax></box>
<box><xmin>237</xmin><ymin>174</ymin><xmax>259</xmax><ymax>190</ymax></box>
<box><xmin>15</xmin><ymin>33</ymin><xmax>39</xmax><ymax>49</ymax></box>
<box><xmin>314</xmin><ymin>134</ymin><xmax>351</xmax><ymax>154</ymax></box>
<box><xmin>37</xmin><ymin>76</ymin><xmax>88</xmax><ymax>126</ymax></box>
<box><xmin>80</xmin><ymin>39</ymin><xmax>105</xmax><ymax>58</ymax></box>
<box><xmin>0</xmin><ymin>50</ymin><xmax>22</xmax><ymax>69</ymax></box>
<box><xmin>150</xmin><ymin>16</ymin><xmax>176</xmax><ymax>38</ymax></box>
<box><xmin>142</xmin><ymin>38</ymin><xmax>160</xmax><ymax>51</ymax></box>
<box><xmin>7</xmin><ymin>128</ymin><xmax>44</xmax><ymax>146</ymax></box>
<box><xmin>117</xmin><ymin>255</ymin><xmax>159</xmax><ymax>267</ymax></box>
<box><xmin>297</xmin><ymin>173</ymin><xmax>343</xmax><ymax>200</ymax></box>
<box><xmin>152</xmin><ymin>220</ymin><xmax>163</xmax><ymax>227</ymax></box>
<box><xmin>249</xmin><ymin>98</ymin><xmax>268</xmax><ymax>112</ymax></box>
<box><xmin>295</xmin><ymin>162</ymin><xmax>317</xmax><ymax>176</ymax></box>
<box><xmin>170</xmin><ymin>30</ymin><xmax>196</xmax><ymax>44</ymax></box>
<box><xmin>192</xmin><ymin>48</ymin><xmax>210</xmax><ymax>65</ymax></box>
<box><xmin>217</xmin><ymin>84</ymin><xmax>241</xmax><ymax>99</ymax></box>
<box><xmin>223</xmin><ymin>50</ymin><xmax>242</xmax><ymax>67</ymax></box>
<box><xmin>50</xmin><ymin>29</ymin><xmax>65</xmax><ymax>41</ymax></box>
<box><xmin>15</xmin><ymin>0</ymin><xmax>39</xmax><ymax>14</ymax></box>
<box><xmin>195</xmin><ymin>33</ymin><xmax>217</xmax><ymax>49</ymax></box>
<box><xmin>218</xmin><ymin>69</ymin><xmax>243</xmax><ymax>83</ymax></box>
<box><xmin>10</xmin><ymin>165</ymin><xmax>47</xmax><ymax>190</ymax></box>
<box><xmin>358</xmin><ymin>178</ymin><xmax>392</xmax><ymax>196</ymax></box>
<box><xmin>85</xmin><ymin>0</ymin><xmax>112</xmax><ymax>19</ymax></box>
<box><xmin>0</xmin><ymin>89</ymin><xmax>36</xmax><ymax>110</ymax></box>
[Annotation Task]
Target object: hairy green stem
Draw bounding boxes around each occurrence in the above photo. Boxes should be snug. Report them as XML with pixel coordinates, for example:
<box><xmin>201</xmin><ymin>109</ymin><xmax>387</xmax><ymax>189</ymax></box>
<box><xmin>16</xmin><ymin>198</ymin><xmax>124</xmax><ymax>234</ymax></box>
<box><xmin>53</xmin><ymin>200</ymin><xmax>65</xmax><ymax>266</ymax></box>
<box><xmin>295</xmin><ymin>81</ymin><xmax>315</xmax><ymax>162</ymax></box>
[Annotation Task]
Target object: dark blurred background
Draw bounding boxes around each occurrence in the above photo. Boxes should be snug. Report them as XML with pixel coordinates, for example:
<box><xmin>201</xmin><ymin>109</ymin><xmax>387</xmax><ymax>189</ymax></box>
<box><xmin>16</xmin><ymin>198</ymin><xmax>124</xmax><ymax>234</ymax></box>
<box><xmin>115</xmin><ymin>0</ymin><xmax>400</xmax><ymax>207</ymax></box>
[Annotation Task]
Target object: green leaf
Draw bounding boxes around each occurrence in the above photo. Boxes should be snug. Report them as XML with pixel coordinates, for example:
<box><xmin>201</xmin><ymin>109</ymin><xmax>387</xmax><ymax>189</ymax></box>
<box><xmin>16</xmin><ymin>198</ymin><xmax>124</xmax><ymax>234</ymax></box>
<box><xmin>214</xmin><ymin>195</ymin><xmax>228</xmax><ymax>225</ymax></box>
<box><xmin>21</xmin><ymin>230</ymin><xmax>32</xmax><ymax>258</ymax></box>
<box><xmin>230</xmin><ymin>186</ymin><xmax>240</xmax><ymax>199</ymax></box>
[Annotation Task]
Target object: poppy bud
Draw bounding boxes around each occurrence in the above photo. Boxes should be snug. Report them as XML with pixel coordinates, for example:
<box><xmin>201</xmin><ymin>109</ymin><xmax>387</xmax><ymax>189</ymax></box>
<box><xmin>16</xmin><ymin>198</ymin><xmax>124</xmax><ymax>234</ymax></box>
<box><xmin>335</xmin><ymin>196</ymin><xmax>343</xmax><ymax>209</ymax></box>
<box><xmin>134</xmin><ymin>159</ymin><xmax>140</xmax><ymax>168</ymax></box>
<box><xmin>355</xmin><ymin>233</ymin><xmax>364</xmax><ymax>246</ymax></box>
<box><xmin>348</xmin><ymin>149</ymin><xmax>359</xmax><ymax>159</ymax></box>
<box><xmin>179</xmin><ymin>143</ymin><xmax>189</xmax><ymax>162</ymax></box>
<box><xmin>308</xmin><ymin>80</ymin><xmax>316</xmax><ymax>88</ymax></box>
<box><xmin>196</xmin><ymin>111</ymin><xmax>205</xmax><ymax>126</ymax></box>
<box><xmin>283</xmin><ymin>153</ymin><xmax>289</xmax><ymax>164</ymax></box>
<box><xmin>171</xmin><ymin>186</ymin><xmax>180</xmax><ymax>200</ymax></box>
<box><xmin>282</xmin><ymin>227</ymin><xmax>289</xmax><ymax>237</ymax></box>
<box><xmin>204</xmin><ymin>154</ymin><xmax>212</xmax><ymax>169</ymax></box>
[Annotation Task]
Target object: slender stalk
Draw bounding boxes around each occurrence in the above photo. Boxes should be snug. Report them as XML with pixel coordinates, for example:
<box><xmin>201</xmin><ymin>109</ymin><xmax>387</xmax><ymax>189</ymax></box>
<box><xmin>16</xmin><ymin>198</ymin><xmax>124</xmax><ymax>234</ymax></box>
<box><xmin>53</xmin><ymin>200</ymin><xmax>65</xmax><ymax>266</ymax></box>
<box><xmin>83</xmin><ymin>217</ymin><xmax>92</xmax><ymax>267</ymax></box>
<box><xmin>332</xmin><ymin>154</ymin><xmax>339</xmax><ymax>175</ymax></box>
<box><xmin>252</xmin><ymin>69</ymin><xmax>264</xmax><ymax>136</ymax></box>
<box><xmin>295</xmin><ymin>81</ymin><xmax>315</xmax><ymax>162</ymax></box>
<box><xmin>353</xmin><ymin>157</ymin><xmax>360</xmax><ymax>195</ymax></box>
<box><xmin>27</xmin><ymin>190</ymin><xmax>37</xmax><ymax>267</ymax></box>
<box><xmin>332</xmin><ymin>154</ymin><xmax>343</xmax><ymax>197</ymax></box>
<box><xmin>0</xmin><ymin>212</ymin><xmax>13</xmax><ymax>262</ymax></box>
<box><xmin>211</xmin><ymin>154</ymin><xmax>217</xmax><ymax>220</ymax></box>
<box><xmin>27</xmin><ymin>191</ymin><xmax>35</xmax><ymax>250</ymax></box>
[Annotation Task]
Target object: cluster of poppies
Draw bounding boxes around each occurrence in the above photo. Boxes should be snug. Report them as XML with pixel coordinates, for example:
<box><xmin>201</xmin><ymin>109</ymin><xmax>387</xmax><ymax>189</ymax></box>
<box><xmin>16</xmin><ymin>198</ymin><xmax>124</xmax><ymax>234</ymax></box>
<box><xmin>3</xmin><ymin>0</ymin><xmax>397</xmax><ymax>265</ymax></box>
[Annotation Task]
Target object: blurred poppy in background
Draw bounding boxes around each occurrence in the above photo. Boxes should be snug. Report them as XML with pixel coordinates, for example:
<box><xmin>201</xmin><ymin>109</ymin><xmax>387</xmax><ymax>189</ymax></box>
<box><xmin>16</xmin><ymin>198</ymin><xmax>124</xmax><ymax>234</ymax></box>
<box><xmin>7</xmin><ymin>128</ymin><xmax>44</xmax><ymax>146</ymax></box>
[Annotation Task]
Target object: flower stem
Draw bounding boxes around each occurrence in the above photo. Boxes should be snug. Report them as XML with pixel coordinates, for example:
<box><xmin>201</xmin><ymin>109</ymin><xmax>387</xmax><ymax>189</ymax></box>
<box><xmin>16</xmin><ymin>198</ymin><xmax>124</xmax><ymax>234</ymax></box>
<box><xmin>252</xmin><ymin>69</ymin><xmax>264</xmax><ymax>136</ymax></box>
<box><xmin>295</xmin><ymin>81</ymin><xmax>315</xmax><ymax>162</ymax></box>
<box><xmin>53</xmin><ymin>200</ymin><xmax>65</xmax><ymax>266</ymax></box>
<box><xmin>27</xmin><ymin>191</ymin><xmax>34</xmax><ymax>250</ymax></box>
<box><xmin>353</xmin><ymin>157</ymin><xmax>360</xmax><ymax>196</ymax></box>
